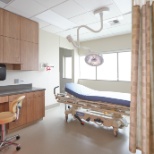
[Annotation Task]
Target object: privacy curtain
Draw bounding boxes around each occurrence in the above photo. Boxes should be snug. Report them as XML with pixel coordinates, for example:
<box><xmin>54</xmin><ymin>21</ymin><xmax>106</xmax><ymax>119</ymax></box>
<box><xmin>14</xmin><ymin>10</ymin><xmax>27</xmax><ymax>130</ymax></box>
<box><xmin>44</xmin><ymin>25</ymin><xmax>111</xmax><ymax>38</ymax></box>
<box><xmin>129</xmin><ymin>0</ymin><xmax>154</xmax><ymax>154</ymax></box>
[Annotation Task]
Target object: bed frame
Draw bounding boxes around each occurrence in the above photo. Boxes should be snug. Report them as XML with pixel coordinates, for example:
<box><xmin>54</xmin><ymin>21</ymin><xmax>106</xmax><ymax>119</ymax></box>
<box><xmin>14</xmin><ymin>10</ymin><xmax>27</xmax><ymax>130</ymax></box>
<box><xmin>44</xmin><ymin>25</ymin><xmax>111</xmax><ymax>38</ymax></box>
<box><xmin>54</xmin><ymin>86</ymin><xmax>130</xmax><ymax>137</ymax></box>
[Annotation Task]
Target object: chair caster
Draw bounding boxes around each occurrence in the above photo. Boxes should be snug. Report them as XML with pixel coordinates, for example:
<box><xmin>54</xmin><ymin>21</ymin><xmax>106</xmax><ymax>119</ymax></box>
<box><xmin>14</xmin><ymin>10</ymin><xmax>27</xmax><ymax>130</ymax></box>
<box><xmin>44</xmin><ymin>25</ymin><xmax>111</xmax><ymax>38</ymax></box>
<box><xmin>16</xmin><ymin>146</ymin><xmax>21</xmax><ymax>151</ymax></box>
<box><xmin>16</xmin><ymin>135</ymin><xmax>20</xmax><ymax>140</ymax></box>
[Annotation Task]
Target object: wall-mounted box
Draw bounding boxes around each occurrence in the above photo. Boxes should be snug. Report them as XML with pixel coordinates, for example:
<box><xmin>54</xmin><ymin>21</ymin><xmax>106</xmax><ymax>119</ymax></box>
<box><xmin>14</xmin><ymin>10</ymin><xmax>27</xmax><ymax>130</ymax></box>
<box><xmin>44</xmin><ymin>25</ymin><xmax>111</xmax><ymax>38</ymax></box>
<box><xmin>0</xmin><ymin>64</ymin><xmax>6</xmax><ymax>81</ymax></box>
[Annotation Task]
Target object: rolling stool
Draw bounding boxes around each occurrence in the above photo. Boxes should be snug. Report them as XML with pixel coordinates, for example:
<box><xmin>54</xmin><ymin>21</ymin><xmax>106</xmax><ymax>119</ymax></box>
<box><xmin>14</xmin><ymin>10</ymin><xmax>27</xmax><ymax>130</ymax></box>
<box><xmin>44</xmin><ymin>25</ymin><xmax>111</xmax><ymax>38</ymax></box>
<box><xmin>0</xmin><ymin>96</ymin><xmax>25</xmax><ymax>151</ymax></box>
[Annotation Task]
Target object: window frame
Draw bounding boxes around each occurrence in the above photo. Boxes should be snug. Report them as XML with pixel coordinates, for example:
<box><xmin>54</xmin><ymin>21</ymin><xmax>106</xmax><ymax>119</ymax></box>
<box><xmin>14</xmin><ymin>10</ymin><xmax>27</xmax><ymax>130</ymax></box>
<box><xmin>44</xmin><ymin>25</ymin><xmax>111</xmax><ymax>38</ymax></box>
<box><xmin>79</xmin><ymin>50</ymin><xmax>131</xmax><ymax>82</ymax></box>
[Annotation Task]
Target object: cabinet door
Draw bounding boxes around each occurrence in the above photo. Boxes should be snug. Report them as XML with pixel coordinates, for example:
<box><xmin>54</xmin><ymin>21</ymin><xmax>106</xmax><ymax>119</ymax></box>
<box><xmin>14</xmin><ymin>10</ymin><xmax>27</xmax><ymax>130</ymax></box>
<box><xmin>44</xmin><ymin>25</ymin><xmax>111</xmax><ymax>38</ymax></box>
<box><xmin>21</xmin><ymin>41</ymin><xmax>38</xmax><ymax>70</ymax></box>
<box><xmin>33</xmin><ymin>91</ymin><xmax>45</xmax><ymax>120</ymax></box>
<box><xmin>26</xmin><ymin>92</ymin><xmax>34</xmax><ymax>123</ymax></box>
<box><xmin>0</xmin><ymin>96</ymin><xmax>9</xmax><ymax>112</ymax></box>
<box><xmin>0</xmin><ymin>9</ymin><xmax>3</xmax><ymax>36</ymax></box>
<box><xmin>0</xmin><ymin>36</ymin><xmax>3</xmax><ymax>62</ymax></box>
<box><xmin>9</xmin><ymin>94</ymin><xmax>27</xmax><ymax>130</ymax></box>
<box><xmin>31</xmin><ymin>43</ymin><xmax>38</xmax><ymax>70</ymax></box>
<box><xmin>21</xmin><ymin>17</ymin><xmax>38</xmax><ymax>43</ymax></box>
<box><xmin>3</xmin><ymin>37</ymin><xmax>20</xmax><ymax>64</ymax></box>
<box><xmin>3</xmin><ymin>10</ymin><xmax>20</xmax><ymax>39</ymax></box>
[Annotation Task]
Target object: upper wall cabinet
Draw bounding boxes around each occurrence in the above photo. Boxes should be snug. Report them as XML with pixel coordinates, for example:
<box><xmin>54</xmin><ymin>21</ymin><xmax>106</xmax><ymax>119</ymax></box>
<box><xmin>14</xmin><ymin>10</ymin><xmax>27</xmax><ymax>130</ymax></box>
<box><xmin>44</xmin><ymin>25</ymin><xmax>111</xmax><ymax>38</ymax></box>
<box><xmin>21</xmin><ymin>17</ymin><xmax>38</xmax><ymax>43</ymax></box>
<box><xmin>3</xmin><ymin>10</ymin><xmax>20</xmax><ymax>39</ymax></box>
<box><xmin>21</xmin><ymin>41</ymin><xmax>38</xmax><ymax>71</ymax></box>
<box><xmin>0</xmin><ymin>9</ymin><xmax>3</xmax><ymax>36</ymax></box>
<box><xmin>0</xmin><ymin>9</ymin><xmax>39</xmax><ymax>70</ymax></box>
<box><xmin>3</xmin><ymin>37</ymin><xmax>20</xmax><ymax>64</ymax></box>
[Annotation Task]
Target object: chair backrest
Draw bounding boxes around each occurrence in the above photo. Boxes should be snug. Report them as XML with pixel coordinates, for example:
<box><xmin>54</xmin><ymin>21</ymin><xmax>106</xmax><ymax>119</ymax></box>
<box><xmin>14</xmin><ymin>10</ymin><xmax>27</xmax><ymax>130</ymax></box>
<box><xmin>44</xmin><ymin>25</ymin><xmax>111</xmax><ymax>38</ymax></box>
<box><xmin>9</xmin><ymin>96</ymin><xmax>25</xmax><ymax>120</ymax></box>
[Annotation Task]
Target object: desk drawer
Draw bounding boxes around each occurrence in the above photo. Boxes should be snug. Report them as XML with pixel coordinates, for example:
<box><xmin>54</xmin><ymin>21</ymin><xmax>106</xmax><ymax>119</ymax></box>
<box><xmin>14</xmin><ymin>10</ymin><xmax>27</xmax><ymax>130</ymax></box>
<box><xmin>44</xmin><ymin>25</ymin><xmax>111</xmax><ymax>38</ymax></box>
<box><xmin>0</xmin><ymin>96</ymin><xmax>8</xmax><ymax>103</ymax></box>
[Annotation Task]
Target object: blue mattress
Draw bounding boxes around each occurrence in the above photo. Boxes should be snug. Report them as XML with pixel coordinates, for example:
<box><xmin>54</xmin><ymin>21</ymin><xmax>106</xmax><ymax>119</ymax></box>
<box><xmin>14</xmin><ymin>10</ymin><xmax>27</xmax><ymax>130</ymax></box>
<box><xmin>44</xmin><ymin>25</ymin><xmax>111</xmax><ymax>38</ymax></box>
<box><xmin>65</xmin><ymin>83</ymin><xmax>130</xmax><ymax>107</ymax></box>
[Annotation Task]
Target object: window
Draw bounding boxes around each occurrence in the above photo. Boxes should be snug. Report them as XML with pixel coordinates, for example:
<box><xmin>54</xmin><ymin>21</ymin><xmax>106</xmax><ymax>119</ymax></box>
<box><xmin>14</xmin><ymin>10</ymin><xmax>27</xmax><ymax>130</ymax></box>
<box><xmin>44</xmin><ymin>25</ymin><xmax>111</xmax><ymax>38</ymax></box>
<box><xmin>80</xmin><ymin>56</ymin><xmax>96</xmax><ymax>80</ymax></box>
<box><xmin>79</xmin><ymin>51</ymin><xmax>131</xmax><ymax>81</ymax></box>
<box><xmin>63</xmin><ymin>57</ymin><xmax>72</xmax><ymax>79</ymax></box>
<box><xmin>118</xmin><ymin>52</ymin><xmax>131</xmax><ymax>81</ymax></box>
<box><xmin>97</xmin><ymin>53</ymin><xmax>117</xmax><ymax>80</ymax></box>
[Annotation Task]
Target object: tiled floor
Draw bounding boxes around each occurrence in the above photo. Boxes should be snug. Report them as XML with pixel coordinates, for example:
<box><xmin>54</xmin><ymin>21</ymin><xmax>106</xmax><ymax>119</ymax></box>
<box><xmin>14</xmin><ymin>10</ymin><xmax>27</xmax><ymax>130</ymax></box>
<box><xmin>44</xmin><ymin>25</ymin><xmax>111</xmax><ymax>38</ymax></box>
<box><xmin>0</xmin><ymin>104</ymin><xmax>141</xmax><ymax>154</ymax></box>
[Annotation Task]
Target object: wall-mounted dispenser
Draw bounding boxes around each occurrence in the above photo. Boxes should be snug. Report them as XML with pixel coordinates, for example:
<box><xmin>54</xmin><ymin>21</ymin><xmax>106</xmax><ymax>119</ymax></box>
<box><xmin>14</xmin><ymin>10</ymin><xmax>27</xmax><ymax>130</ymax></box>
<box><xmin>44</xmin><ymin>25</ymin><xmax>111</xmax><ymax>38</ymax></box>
<box><xmin>40</xmin><ymin>63</ymin><xmax>54</xmax><ymax>71</ymax></box>
<box><xmin>0</xmin><ymin>64</ymin><xmax>6</xmax><ymax>81</ymax></box>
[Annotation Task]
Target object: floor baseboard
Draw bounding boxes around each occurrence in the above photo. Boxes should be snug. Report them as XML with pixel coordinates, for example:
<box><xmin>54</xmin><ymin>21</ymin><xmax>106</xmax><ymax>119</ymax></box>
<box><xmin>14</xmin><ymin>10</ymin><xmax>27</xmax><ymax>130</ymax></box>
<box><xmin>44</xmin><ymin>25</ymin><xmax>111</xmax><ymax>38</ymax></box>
<box><xmin>45</xmin><ymin>103</ymin><xmax>60</xmax><ymax>110</ymax></box>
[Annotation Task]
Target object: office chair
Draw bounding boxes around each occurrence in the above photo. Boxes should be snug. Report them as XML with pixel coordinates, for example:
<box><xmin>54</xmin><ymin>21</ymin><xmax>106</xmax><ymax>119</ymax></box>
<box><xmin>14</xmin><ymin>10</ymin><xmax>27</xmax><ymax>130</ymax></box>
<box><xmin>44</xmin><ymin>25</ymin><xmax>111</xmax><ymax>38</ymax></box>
<box><xmin>0</xmin><ymin>95</ymin><xmax>25</xmax><ymax>151</ymax></box>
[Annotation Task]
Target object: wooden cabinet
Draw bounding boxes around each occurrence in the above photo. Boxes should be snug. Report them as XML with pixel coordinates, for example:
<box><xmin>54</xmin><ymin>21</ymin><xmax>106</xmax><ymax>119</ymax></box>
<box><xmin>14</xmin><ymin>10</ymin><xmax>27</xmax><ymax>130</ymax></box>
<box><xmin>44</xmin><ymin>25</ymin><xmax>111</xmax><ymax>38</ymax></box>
<box><xmin>21</xmin><ymin>17</ymin><xmax>38</xmax><ymax>43</ymax></box>
<box><xmin>3</xmin><ymin>37</ymin><xmax>20</xmax><ymax>64</ymax></box>
<box><xmin>0</xmin><ymin>96</ymin><xmax>9</xmax><ymax>112</ymax></box>
<box><xmin>0</xmin><ymin>36</ymin><xmax>3</xmax><ymax>62</ymax></box>
<box><xmin>21</xmin><ymin>41</ymin><xmax>38</xmax><ymax>70</ymax></box>
<box><xmin>0</xmin><ymin>9</ymin><xmax>39</xmax><ymax>70</ymax></box>
<box><xmin>0</xmin><ymin>9</ymin><xmax>3</xmax><ymax>36</ymax></box>
<box><xmin>3</xmin><ymin>10</ymin><xmax>20</xmax><ymax>39</ymax></box>
<box><xmin>4</xmin><ymin>90</ymin><xmax>45</xmax><ymax>131</ymax></box>
<box><xmin>8</xmin><ymin>94</ymin><xmax>27</xmax><ymax>130</ymax></box>
<box><xmin>34</xmin><ymin>91</ymin><xmax>45</xmax><ymax>120</ymax></box>
<box><xmin>26</xmin><ymin>92</ymin><xmax>34</xmax><ymax>123</ymax></box>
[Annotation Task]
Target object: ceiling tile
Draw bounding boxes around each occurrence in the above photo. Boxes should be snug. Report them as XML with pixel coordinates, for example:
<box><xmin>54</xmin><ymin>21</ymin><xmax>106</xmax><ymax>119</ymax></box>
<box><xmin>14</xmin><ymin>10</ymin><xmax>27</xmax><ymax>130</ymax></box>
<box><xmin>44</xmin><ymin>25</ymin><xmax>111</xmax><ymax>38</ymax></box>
<box><xmin>34</xmin><ymin>0</ymin><xmax>67</xmax><ymax>9</ymax></box>
<box><xmin>5</xmin><ymin>0</ymin><xmax>46</xmax><ymax>17</ymax></box>
<box><xmin>113</xmin><ymin>0</ymin><xmax>132</xmax><ymax>14</ymax></box>
<box><xmin>31</xmin><ymin>17</ymin><xmax>50</xmax><ymax>28</ymax></box>
<box><xmin>35</xmin><ymin>10</ymin><xmax>76</xmax><ymax>30</ymax></box>
<box><xmin>57</xmin><ymin>28</ymin><xmax>78</xmax><ymax>37</ymax></box>
<box><xmin>0</xmin><ymin>1</ymin><xmax>6</xmax><ymax>8</ymax></box>
<box><xmin>74</xmin><ymin>0</ymin><xmax>113</xmax><ymax>11</ymax></box>
<box><xmin>42</xmin><ymin>24</ymin><xmax>63</xmax><ymax>33</ymax></box>
<box><xmin>51</xmin><ymin>0</ymin><xmax>86</xmax><ymax>19</ymax></box>
<box><xmin>5</xmin><ymin>5</ymin><xmax>30</xmax><ymax>18</ymax></box>
<box><xmin>119</xmin><ymin>13</ymin><xmax>131</xmax><ymax>25</ymax></box>
<box><xmin>102</xmin><ymin>4</ymin><xmax>123</xmax><ymax>20</ymax></box>
<box><xmin>70</xmin><ymin>12</ymin><xmax>99</xmax><ymax>25</ymax></box>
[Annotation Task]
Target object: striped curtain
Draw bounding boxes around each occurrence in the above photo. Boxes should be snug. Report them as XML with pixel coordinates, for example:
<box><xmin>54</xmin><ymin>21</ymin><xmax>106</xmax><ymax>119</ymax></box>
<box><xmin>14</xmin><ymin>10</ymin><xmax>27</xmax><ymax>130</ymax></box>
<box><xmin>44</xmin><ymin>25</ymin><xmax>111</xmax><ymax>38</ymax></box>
<box><xmin>129</xmin><ymin>0</ymin><xmax>154</xmax><ymax>154</ymax></box>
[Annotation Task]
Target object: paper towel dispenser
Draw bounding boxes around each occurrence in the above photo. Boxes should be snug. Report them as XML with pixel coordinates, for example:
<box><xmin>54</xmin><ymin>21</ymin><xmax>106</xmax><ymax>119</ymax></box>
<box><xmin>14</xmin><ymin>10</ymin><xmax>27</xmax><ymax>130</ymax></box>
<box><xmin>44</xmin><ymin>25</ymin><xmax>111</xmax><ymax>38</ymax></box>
<box><xmin>0</xmin><ymin>64</ymin><xmax>6</xmax><ymax>81</ymax></box>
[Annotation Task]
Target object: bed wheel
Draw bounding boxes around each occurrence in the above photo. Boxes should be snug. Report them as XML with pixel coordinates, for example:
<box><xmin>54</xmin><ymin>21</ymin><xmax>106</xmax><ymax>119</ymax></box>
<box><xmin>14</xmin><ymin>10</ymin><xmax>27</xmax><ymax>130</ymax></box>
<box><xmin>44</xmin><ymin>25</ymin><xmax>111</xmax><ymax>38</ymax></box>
<box><xmin>65</xmin><ymin>114</ymin><xmax>68</xmax><ymax>122</ymax></box>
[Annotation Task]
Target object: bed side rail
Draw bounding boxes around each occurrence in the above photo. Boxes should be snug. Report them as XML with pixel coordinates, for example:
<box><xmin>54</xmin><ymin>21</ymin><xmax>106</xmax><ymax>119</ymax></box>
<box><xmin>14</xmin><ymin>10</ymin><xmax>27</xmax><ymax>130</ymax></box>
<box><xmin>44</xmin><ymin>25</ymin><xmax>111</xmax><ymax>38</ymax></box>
<box><xmin>54</xmin><ymin>86</ymin><xmax>59</xmax><ymax>95</ymax></box>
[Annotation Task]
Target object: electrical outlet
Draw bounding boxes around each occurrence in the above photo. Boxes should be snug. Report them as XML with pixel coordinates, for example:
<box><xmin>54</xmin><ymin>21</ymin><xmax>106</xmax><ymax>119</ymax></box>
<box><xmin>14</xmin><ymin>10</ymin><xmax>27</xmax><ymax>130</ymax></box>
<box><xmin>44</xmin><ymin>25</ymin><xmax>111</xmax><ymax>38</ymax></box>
<box><xmin>14</xmin><ymin>79</ymin><xmax>19</xmax><ymax>84</ymax></box>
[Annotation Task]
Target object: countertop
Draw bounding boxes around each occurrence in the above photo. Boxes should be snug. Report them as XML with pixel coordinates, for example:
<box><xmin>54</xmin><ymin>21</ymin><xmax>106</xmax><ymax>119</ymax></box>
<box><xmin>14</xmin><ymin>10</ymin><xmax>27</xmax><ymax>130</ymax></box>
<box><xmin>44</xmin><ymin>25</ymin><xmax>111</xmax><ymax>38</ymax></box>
<box><xmin>0</xmin><ymin>84</ymin><xmax>45</xmax><ymax>96</ymax></box>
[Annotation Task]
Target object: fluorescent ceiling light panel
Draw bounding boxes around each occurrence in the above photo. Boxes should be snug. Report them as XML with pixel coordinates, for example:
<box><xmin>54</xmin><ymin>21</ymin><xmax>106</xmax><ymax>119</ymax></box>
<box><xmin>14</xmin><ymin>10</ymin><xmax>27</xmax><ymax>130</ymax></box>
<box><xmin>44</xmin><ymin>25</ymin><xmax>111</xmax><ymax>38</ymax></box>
<box><xmin>36</xmin><ymin>10</ymin><xmax>76</xmax><ymax>29</ymax></box>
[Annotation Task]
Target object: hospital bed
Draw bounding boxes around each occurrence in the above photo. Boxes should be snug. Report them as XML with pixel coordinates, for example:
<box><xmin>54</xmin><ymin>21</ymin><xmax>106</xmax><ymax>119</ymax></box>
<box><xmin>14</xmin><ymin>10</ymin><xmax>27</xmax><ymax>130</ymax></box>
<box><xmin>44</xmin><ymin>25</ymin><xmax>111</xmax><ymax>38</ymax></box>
<box><xmin>54</xmin><ymin>83</ymin><xmax>130</xmax><ymax>137</ymax></box>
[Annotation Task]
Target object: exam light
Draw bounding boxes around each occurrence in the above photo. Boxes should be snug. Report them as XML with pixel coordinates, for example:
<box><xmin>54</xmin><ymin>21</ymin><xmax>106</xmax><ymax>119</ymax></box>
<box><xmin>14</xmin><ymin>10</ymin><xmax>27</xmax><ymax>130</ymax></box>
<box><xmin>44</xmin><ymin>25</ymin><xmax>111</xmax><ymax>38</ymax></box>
<box><xmin>66</xmin><ymin>7</ymin><xmax>109</xmax><ymax>66</ymax></box>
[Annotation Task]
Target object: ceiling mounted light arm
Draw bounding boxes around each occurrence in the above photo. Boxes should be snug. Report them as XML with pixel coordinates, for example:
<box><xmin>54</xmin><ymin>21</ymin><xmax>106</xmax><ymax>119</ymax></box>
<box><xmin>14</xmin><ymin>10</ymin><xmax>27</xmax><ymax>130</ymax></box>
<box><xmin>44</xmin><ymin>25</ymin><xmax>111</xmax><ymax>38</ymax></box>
<box><xmin>77</xmin><ymin>12</ymin><xmax>103</xmax><ymax>47</ymax></box>
<box><xmin>77</xmin><ymin>7</ymin><xmax>109</xmax><ymax>47</ymax></box>
<box><xmin>66</xmin><ymin>7</ymin><xmax>109</xmax><ymax>66</ymax></box>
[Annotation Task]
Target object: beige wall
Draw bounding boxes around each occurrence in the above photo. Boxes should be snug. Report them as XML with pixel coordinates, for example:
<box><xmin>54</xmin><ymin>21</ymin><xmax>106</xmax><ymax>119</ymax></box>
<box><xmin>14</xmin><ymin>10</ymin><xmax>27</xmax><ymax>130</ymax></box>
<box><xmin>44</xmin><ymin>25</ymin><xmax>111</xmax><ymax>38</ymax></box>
<box><xmin>0</xmin><ymin>29</ymin><xmax>73</xmax><ymax>107</ymax></box>
<box><xmin>80</xmin><ymin>33</ymin><xmax>131</xmax><ymax>55</ymax></box>
<box><xmin>79</xmin><ymin>33</ymin><xmax>132</xmax><ymax>93</ymax></box>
